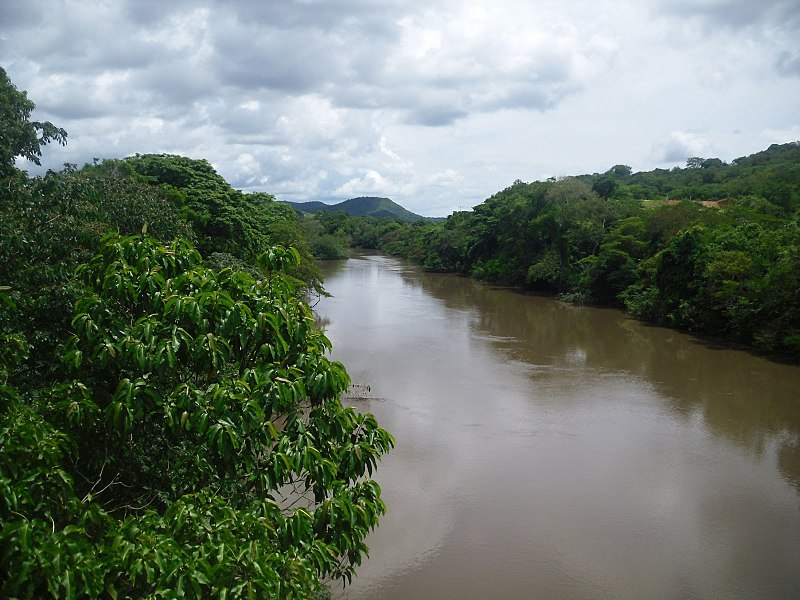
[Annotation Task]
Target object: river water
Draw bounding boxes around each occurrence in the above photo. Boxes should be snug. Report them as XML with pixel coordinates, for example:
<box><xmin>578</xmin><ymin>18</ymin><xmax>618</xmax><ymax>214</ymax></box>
<box><xmin>316</xmin><ymin>251</ymin><xmax>800</xmax><ymax>600</ymax></box>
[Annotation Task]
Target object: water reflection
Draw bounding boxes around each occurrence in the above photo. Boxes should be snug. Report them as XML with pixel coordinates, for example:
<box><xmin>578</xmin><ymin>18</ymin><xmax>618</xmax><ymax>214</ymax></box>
<box><xmin>406</xmin><ymin>263</ymin><xmax>800</xmax><ymax>476</ymax></box>
<box><xmin>318</xmin><ymin>251</ymin><xmax>800</xmax><ymax>600</ymax></box>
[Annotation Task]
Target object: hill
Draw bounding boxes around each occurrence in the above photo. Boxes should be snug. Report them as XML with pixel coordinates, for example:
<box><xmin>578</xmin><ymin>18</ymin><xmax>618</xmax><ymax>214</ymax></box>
<box><xmin>284</xmin><ymin>196</ymin><xmax>426</xmax><ymax>222</ymax></box>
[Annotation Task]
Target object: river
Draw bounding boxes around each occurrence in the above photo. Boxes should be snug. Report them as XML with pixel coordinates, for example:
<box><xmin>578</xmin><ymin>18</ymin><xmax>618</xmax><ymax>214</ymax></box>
<box><xmin>316</xmin><ymin>251</ymin><xmax>800</xmax><ymax>600</ymax></box>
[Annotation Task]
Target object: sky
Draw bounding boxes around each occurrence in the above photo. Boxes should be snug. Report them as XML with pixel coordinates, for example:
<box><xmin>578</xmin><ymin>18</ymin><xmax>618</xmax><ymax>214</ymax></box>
<box><xmin>1</xmin><ymin>0</ymin><xmax>799</xmax><ymax>217</ymax></box>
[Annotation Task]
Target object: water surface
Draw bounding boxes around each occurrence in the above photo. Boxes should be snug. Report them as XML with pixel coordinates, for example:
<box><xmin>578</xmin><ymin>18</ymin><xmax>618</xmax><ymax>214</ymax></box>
<box><xmin>317</xmin><ymin>251</ymin><xmax>800</xmax><ymax>600</ymax></box>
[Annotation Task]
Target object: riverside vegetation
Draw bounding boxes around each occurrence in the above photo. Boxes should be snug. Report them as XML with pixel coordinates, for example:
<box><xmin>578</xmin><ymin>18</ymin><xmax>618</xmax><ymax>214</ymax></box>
<box><xmin>0</xmin><ymin>67</ymin><xmax>393</xmax><ymax>598</ymax></box>
<box><xmin>302</xmin><ymin>146</ymin><xmax>800</xmax><ymax>360</ymax></box>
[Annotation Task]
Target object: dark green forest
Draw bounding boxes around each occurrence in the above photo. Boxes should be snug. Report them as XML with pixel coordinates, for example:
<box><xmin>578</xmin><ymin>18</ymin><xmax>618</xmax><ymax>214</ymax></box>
<box><xmin>1</xmin><ymin>67</ymin><xmax>392</xmax><ymax>598</ymax></box>
<box><xmin>303</xmin><ymin>145</ymin><xmax>800</xmax><ymax>360</ymax></box>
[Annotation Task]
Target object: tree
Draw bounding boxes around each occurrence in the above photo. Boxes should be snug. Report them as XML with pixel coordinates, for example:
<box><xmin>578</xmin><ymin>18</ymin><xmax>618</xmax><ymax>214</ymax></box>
<box><xmin>1</xmin><ymin>235</ymin><xmax>393</xmax><ymax>598</ymax></box>
<box><xmin>686</xmin><ymin>157</ymin><xmax>704</xmax><ymax>169</ymax></box>
<box><xmin>592</xmin><ymin>176</ymin><xmax>617</xmax><ymax>198</ymax></box>
<box><xmin>0</xmin><ymin>66</ymin><xmax>67</xmax><ymax>176</ymax></box>
<box><xmin>0</xmin><ymin>161</ymin><xmax>192</xmax><ymax>390</ymax></box>
<box><xmin>651</xmin><ymin>225</ymin><xmax>710</xmax><ymax>329</ymax></box>
<box><xmin>607</xmin><ymin>164</ymin><xmax>632</xmax><ymax>177</ymax></box>
<box><xmin>122</xmin><ymin>154</ymin><xmax>324</xmax><ymax>294</ymax></box>
<box><xmin>544</xmin><ymin>177</ymin><xmax>596</xmax><ymax>204</ymax></box>
<box><xmin>580</xmin><ymin>217</ymin><xmax>648</xmax><ymax>304</ymax></box>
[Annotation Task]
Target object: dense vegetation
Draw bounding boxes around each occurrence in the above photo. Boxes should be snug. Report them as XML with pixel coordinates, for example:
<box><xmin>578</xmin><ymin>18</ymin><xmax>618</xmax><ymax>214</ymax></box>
<box><xmin>303</xmin><ymin>145</ymin><xmax>800</xmax><ymax>360</ymax></box>
<box><xmin>0</xmin><ymin>67</ymin><xmax>392</xmax><ymax>598</ymax></box>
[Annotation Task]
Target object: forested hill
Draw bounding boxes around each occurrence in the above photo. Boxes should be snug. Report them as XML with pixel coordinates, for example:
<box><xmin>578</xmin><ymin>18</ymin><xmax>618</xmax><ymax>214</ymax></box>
<box><xmin>569</xmin><ymin>141</ymin><xmax>800</xmax><ymax>207</ymax></box>
<box><xmin>284</xmin><ymin>196</ymin><xmax>426</xmax><ymax>222</ymax></box>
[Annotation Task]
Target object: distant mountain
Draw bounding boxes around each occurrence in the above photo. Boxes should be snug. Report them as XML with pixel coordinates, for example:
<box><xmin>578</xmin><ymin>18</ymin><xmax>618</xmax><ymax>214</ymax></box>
<box><xmin>283</xmin><ymin>196</ymin><xmax>427</xmax><ymax>222</ymax></box>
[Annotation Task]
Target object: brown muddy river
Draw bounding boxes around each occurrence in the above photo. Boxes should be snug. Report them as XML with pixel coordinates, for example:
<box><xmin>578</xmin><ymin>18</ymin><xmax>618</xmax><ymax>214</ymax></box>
<box><xmin>316</xmin><ymin>251</ymin><xmax>800</xmax><ymax>600</ymax></box>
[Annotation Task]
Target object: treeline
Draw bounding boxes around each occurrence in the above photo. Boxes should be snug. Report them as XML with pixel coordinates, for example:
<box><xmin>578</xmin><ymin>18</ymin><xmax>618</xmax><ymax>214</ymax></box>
<box><xmin>1</xmin><ymin>67</ymin><xmax>391</xmax><ymax>598</ymax></box>
<box><xmin>304</xmin><ymin>144</ymin><xmax>800</xmax><ymax>360</ymax></box>
<box><xmin>1</xmin><ymin>153</ymin><xmax>324</xmax><ymax>388</ymax></box>
<box><xmin>575</xmin><ymin>145</ymin><xmax>800</xmax><ymax>209</ymax></box>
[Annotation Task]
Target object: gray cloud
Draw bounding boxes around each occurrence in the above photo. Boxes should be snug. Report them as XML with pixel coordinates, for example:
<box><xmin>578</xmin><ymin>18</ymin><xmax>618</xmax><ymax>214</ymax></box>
<box><xmin>404</xmin><ymin>105</ymin><xmax>469</xmax><ymax>127</ymax></box>
<box><xmin>121</xmin><ymin>0</ymin><xmax>198</xmax><ymax>25</ymax></box>
<box><xmin>1</xmin><ymin>3</ymin><xmax>160</xmax><ymax>74</ymax></box>
<box><xmin>656</xmin><ymin>0</ymin><xmax>800</xmax><ymax>30</ymax></box>
<box><xmin>2</xmin><ymin>0</ymin><xmax>798</xmax><ymax>216</ymax></box>
<box><xmin>654</xmin><ymin>131</ymin><xmax>714</xmax><ymax>165</ymax></box>
<box><xmin>240</xmin><ymin>0</ymin><xmax>412</xmax><ymax>34</ymax></box>
<box><xmin>775</xmin><ymin>50</ymin><xmax>800</xmax><ymax>77</ymax></box>
<box><xmin>210</xmin><ymin>26</ymin><xmax>343</xmax><ymax>93</ymax></box>
<box><xmin>131</xmin><ymin>64</ymin><xmax>218</xmax><ymax>108</ymax></box>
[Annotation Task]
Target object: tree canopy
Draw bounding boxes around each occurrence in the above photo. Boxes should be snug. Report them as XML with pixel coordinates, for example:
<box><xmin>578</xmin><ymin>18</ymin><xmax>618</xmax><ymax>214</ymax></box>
<box><xmin>121</xmin><ymin>154</ymin><xmax>324</xmax><ymax>294</ymax></box>
<box><xmin>0</xmin><ymin>67</ymin><xmax>393</xmax><ymax>598</ymax></box>
<box><xmin>1</xmin><ymin>236</ymin><xmax>393</xmax><ymax>597</ymax></box>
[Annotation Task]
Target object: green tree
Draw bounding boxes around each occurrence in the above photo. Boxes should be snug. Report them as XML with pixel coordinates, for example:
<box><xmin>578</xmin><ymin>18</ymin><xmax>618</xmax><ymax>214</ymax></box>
<box><xmin>592</xmin><ymin>176</ymin><xmax>617</xmax><ymax>198</ymax></box>
<box><xmin>122</xmin><ymin>154</ymin><xmax>324</xmax><ymax>293</ymax></box>
<box><xmin>1</xmin><ymin>236</ymin><xmax>393</xmax><ymax>598</ymax></box>
<box><xmin>0</xmin><ymin>161</ymin><xmax>191</xmax><ymax>389</ymax></box>
<box><xmin>608</xmin><ymin>164</ymin><xmax>632</xmax><ymax>177</ymax></box>
<box><xmin>0</xmin><ymin>66</ymin><xmax>67</xmax><ymax>176</ymax></box>
<box><xmin>580</xmin><ymin>217</ymin><xmax>648</xmax><ymax>304</ymax></box>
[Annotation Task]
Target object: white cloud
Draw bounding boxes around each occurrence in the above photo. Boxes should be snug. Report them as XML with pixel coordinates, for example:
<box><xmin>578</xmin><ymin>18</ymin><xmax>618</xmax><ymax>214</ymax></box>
<box><xmin>1</xmin><ymin>0</ymin><xmax>798</xmax><ymax>215</ymax></box>
<box><xmin>379</xmin><ymin>137</ymin><xmax>414</xmax><ymax>173</ymax></box>
<box><xmin>655</xmin><ymin>131</ymin><xmax>715</xmax><ymax>164</ymax></box>
<box><xmin>335</xmin><ymin>170</ymin><xmax>391</xmax><ymax>197</ymax></box>
<box><xmin>334</xmin><ymin>169</ymin><xmax>415</xmax><ymax>198</ymax></box>
<box><xmin>428</xmin><ymin>169</ymin><xmax>463</xmax><ymax>186</ymax></box>
<box><xmin>762</xmin><ymin>126</ymin><xmax>800</xmax><ymax>145</ymax></box>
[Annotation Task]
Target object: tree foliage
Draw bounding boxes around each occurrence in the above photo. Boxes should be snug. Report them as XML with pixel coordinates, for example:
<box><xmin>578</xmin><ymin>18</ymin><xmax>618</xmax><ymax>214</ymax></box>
<box><xmin>1</xmin><ymin>68</ymin><xmax>393</xmax><ymax>598</ymax></box>
<box><xmin>0</xmin><ymin>159</ymin><xmax>192</xmax><ymax>390</ymax></box>
<box><xmin>121</xmin><ymin>154</ymin><xmax>323</xmax><ymax>294</ymax></box>
<box><xmin>1</xmin><ymin>236</ymin><xmax>393</xmax><ymax>598</ymax></box>
<box><xmin>0</xmin><ymin>66</ymin><xmax>67</xmax><ymax>176</ymax></box>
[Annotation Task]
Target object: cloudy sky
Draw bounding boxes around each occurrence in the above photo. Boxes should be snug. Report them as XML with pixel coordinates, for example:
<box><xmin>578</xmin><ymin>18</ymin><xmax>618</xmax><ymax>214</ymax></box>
<box><xmin>2</xmin><ymin>0</ymin><xmax>798</xmax><ymax>216</ymax></box>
